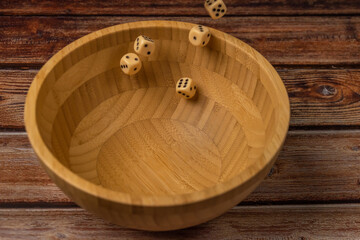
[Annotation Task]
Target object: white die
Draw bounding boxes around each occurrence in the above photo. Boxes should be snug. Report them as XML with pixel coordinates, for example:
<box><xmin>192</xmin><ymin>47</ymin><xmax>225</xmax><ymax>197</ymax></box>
<box><xmin>204</xmin><ymin>0</ymin><xmax>227</xmax><ymax>19</ymax></box>
<box><xmin>134</xmin><ymin>35</ymin><xmax>155</xmax><ymax>56</ymax></box>
<box><xmin>120</xmin><ymin>53</ymin><xmax>142</xmax><ymax>75</ymax></box>
<box><xmin>176</xmin><ymin>77</ymin><xmax>197</xmax><ymax>99</ymax></box>
<box><xmin>189</xmin><ymin>25</ymin><xmax>211</xmax><ymax>47</ymax></box>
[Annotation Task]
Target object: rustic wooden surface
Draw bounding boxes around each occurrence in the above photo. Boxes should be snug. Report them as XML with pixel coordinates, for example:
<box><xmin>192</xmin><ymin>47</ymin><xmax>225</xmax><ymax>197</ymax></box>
<box><xmin>1</xmin><ymin>0</ymin><xmax>359</xmax><ymax>16</ymax></box>
<box><xmin>1</xmin><ymin>130</ymin><xmax>360</xmax><ymax>206</ymax></box>
<box><xmin>0</xmin><ymin>16</ymin><xmax>359</xmax><ymax>66</ymax></box>
<box><xmin>0</xmin><ymin>0</ymin><xmax>360</xmax><ymax>238</ymax></box>
<box><xmin>1</xmin><ymin>205</ymin><xmax>360</xmax><ymax>239</ymax></box>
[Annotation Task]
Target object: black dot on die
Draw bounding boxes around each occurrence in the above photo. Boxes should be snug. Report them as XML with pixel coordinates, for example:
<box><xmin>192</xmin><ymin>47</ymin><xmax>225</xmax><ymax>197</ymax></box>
<box><xmin>221</xmin><ymin>9</ymin><xmax>225</xmax><ymax>12</ymax></box>
<box><xmin>216</xmin><ymin>13</ymin><xmax>219</xmax><ymax>17</ymax></box>
<box><xmin>203</xmin><ymin>41</ymin><xmax>205</xmax><ymax>45</ymax></box>
<box><xmin>193</xmin><ymin>36</ymin><xmax>197</xmax><ymax>40</ymax></box>
<box><xmin>178</xmin><ymin>91</ymin><xmax>181</xmax><ymax>94</ymax></box>
<box><xmin>217</xmin><ymin>9</ymin><xmax>220</xmax><ymax>12</ymax></box>
<box><xmin>126</xmin><ymin>55</ymin><xmax>129</xmax><ymax>59</ymax></box>
<box><xmin>145</xmin><ymin>44</ymin><xmax>148</xmax><ymax>47</ymax></box>
<box><xmin>218</xmin><ymin>4</ymin><xmax>222</xmax><ymax>7</ymax></box>
<box><xmin>135</xmin><ymin>58</ymin><xmax>138</xmax><ymax>61</ymax></box>
<box><xmin>137</xmin><ymin>38</ymin><xmax>139</xmax><ymax>42</ymax></box>
<box><xmin>186</xmin><ymin>79</ymin><xmax>188</xmax><ymax>82</ymax></box>
<box><xmin>136</xmin><ymin>47</ymin><xmax>139</xmax><ymax>50</ymax></box>
<box><xmin>182</xmin><ymin>93</ymin><xmax>185</xmax><ymax>96</ymax></box>
<box><xmin>134</xmin><ymin>68</ymin><xmax>137</xmax><ymax>71</ymax></box>
<box><xmin>208</xmin><ymin>34</ymin><xmax>210</xmax><ymax>37</ymax></box>
<box><xmin>186</xmin><ymin>95</ymin><xmax>190</xmax><ymax>98</ymax></box>
<box><xmin>194</xmin><ymin>86</ymin><xmax>197</xmax><ymax>89</ymax></box>
<box><xmin>213</xmin><ymin>8</ymin><xmax>216</xmax><ymax>11</ymax></box>
<box><xmin>147</xmin><ymin>51</ymin><xmax>151</xmax><ymax>55</ymax></box>
<box><xmin>190</xmin><ymin>87</ymin><xmax>192</xmax><ymax>91</ymax></box>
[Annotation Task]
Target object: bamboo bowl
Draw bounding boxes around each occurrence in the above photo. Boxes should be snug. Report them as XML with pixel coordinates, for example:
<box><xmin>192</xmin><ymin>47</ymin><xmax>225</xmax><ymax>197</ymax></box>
<box><xmin>25</xmin><ymin>21</ymin><xmax>290</xmax><ymax>231</ymax></box>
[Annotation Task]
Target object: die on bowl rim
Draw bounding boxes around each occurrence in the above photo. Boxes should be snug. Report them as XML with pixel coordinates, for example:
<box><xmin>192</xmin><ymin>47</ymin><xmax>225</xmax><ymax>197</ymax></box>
<box><xmin>24</xmin><ymin>20</ymin><xmax>290</xmax><ymax>208</ymax></box>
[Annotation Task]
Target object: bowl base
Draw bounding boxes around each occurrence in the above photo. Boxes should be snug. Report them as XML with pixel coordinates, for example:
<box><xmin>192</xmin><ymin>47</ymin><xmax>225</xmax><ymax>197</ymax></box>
<box><xmin>97</xmin><ymin>118</ymin><xmax>222</xmax><ymax>196</ymax></box>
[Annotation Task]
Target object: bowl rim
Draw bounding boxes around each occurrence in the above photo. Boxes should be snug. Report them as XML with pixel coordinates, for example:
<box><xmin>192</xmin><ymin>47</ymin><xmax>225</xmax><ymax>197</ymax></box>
<box><xmin>24</xmin><ymin>20</ymin><xmax>290</xmax><ymax>207</ymax></box>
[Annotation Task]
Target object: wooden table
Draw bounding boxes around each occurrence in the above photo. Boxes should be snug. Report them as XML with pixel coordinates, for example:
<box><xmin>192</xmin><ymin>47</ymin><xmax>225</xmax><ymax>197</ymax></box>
<box><xmin>1</xmin><ymin>1</ymin><xmax>360</xmax><ymax>238</ymax></box>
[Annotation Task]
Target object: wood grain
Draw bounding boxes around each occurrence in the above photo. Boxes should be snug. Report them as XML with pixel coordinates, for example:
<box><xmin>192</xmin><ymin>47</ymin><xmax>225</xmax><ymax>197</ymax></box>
<box><xmin>1</xmin><ymin>130</ymin><xmax>360</xmax><ymax>205</ymax></box>
<box><xmin>247</xmin><ymin>130</ymin><xmax>360</xmax><ymax>203</ymax></box>
<box><xmin>281</xmin><ymin>68</ymin><xmax>360</xmax><ymax>127</ymax></box>
<box><xmin>0</xmin><ymin>16</ymin><xmax>359</xmax><ymax>67</ymax></box>
<box><xmin>0</xmin><ymin>132</ymin><xmax>71</xmax><ymax>205</ymax></box>
<box><xmin>1</xmin><ymin>205</ymin><xmax>360</xmax><ymax>239</ymax></box>
<box><xmin>0</xmin><ymin>69</ymin><xmax>35</xmax><ymax>129</ymax></box>
<box><xmin>2</xmin><ymin>69</ymin><xmax>360</xmax><ymax>129</ymax></box>
<box><xmin>0</xmin><ymin>0</ymin><xmax>359</xmax><ymax>16</ymax></box>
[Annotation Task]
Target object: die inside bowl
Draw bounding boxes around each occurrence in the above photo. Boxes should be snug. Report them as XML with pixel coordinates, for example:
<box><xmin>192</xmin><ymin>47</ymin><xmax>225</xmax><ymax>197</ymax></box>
<box><xmin>25</xmin><ymin>20</ymin><xmax>290</xmax><ymax>231</ymax></box>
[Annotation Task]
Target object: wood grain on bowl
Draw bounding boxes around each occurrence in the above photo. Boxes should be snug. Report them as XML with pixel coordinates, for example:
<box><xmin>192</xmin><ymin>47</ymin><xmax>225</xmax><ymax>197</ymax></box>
<box><xmin>24</xmin><ymin>21</ymin><xmax>289</xmax><ymax>230</ymax></box>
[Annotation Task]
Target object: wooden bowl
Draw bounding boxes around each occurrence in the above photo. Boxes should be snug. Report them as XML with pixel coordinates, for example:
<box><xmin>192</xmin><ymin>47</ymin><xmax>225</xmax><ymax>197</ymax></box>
<box><xmin>24</xmin><ymin>21</ymin><xmax>290</xmax><ymax>231</ymax></box>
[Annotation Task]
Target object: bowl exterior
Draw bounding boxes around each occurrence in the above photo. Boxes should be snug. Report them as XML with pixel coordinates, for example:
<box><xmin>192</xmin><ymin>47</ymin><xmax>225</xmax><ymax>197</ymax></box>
<box><xmin>38</xmin><ymin>149</ymin><xmax>280</xmax><ymax>231</ymax></box>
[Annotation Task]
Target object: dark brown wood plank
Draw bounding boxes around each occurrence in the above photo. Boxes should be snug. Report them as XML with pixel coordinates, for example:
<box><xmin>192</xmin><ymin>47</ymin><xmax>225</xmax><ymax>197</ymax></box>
<box><xmin>0</xmin><ymin>69</ymin><xmax>34</xmax><ymax>130</ymax></box>
<box><xmin>1</xmin><ymin>0</ymin><xmax>360</xmax><ymax>16</ymax></box>
<box><xmin>1</xmin><ymin>69</ymin><xmax>360</xmax><ymax>129</ymax></box>
<box><xmin>280</xmin><ymin>68</ymin><xmax>360</xmax><ymax>127</ymax></box>
<box><xmin>0</xmin><ymin>132</ymin><xmax>71</xmax><ymax>205</ymax></box>
<box><xmin>1</xmin><ymin>130</ymin><xmax>359</xmax><ymax>205</ymax></box>
<box><xmin>1</xmin><ymin>205</ymin><xmax>360</xmax><ymax>239</ymax></box>
<box><xmin>247</xmin><ymin>130</ymin><xmax>360</xmax><ymax>203</ymax></box>
<box><xmin>0</xmin><ymin>16</ymin><xmax>359</xmax><ymax>67</ymax></box>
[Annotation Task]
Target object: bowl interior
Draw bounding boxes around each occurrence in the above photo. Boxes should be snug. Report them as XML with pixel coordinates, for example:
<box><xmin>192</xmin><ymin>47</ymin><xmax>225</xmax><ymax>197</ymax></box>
<box><xmin>31</xmin><ymin>21</ymin><xmax>289</xmax><ymax>198</ymax></box>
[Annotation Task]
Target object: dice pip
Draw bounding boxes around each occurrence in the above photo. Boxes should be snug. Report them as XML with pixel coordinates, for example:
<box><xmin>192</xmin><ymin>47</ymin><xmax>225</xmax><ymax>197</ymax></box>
<box><xmin>189</xmin><ymin>25</ymin><xmax>211</xmax><ymax>47</ymax></box>
<box><xmin>120</xmin><ymin>53</ymin><xmax>142</xmax><ymax>75</ymax></box>
<box><xmin>176</xmin><ymin>77</ymin><xmax>197</xmax><ymax>99</ymax></box>
<box><xmin>204</xmin><ymin>0</ymin><xmax>227</xmax><ymax>19</ymax></box>
<box><xmin>134</xmin><ymin>35</ymin><xmax>155</xmax><ymax>56</ymax></box>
